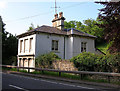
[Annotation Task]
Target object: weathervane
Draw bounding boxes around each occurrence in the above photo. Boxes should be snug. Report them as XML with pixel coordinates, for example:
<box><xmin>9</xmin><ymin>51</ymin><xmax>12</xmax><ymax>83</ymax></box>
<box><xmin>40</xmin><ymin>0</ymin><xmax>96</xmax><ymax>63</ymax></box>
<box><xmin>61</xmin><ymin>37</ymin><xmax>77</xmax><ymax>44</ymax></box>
<box><xmin>51</xmin><ymin>0</ymin><xmax>60</xmax><ymax>14</ymax></box>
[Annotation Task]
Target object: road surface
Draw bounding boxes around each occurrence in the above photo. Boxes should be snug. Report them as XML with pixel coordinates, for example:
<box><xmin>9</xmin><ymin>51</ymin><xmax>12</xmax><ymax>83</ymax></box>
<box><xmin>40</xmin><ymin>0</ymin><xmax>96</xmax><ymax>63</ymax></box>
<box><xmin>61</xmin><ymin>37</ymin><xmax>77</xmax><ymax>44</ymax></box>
<box><xmin>2</xmin><ymin>72</ymin><xmax>119</xmax><ymax>91</ymax></box>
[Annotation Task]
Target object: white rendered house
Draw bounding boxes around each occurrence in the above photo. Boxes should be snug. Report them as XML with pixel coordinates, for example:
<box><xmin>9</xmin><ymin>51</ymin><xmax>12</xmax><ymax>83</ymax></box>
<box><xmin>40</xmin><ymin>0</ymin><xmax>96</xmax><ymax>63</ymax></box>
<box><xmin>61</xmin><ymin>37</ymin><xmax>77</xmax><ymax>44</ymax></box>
<box><xmin>17</xmin><ymin>12</ymin><xmax>100</xmax><ymax>68</ymax></box>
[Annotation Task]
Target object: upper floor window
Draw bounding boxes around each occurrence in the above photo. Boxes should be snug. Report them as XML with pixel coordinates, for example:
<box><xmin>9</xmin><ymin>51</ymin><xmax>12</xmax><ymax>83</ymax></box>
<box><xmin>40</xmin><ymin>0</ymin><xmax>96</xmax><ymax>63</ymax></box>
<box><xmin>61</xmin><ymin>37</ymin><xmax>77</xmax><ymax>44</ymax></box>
<box><xmin>29</xmin><ymin>38</ymin><xmax>33</xmax><ymax>52</ymax></box>
<box><xmin>52</xmin><ymin>40</ymin><xmax>58</xmax><ymax>51</ymax></box>
<box><xmin>24</xmin><ymin>39</ymin><xmax>28</xmax><ymax>52</ymax></box>
<box><xmin>81</xmin><ymin>42</ymin><xmax>87</xmax><ymax>52</ymax></box>
<box><xmin>20</xmin><ymin>40</ymin><xmax>23</xmax><ymax>53</ymax></box>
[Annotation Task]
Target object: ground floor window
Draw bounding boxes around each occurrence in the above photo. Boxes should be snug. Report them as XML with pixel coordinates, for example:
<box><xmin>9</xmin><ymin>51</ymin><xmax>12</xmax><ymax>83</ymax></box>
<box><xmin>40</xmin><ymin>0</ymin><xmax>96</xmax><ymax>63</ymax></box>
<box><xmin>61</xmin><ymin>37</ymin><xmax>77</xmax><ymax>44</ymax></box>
<box><xmin>81</xmin><ymin>42</ymin><xmax>87</xmax><ymax>52</ymax></box>
<box><xmin>52</xmin><ymin>40</ymin><xmax>58</xmax><ymax>51</ymax></box>
<box><xmin>19</xmin><ymin>58</ymin><xmax>33</xmax><ymax>67</ymax></box>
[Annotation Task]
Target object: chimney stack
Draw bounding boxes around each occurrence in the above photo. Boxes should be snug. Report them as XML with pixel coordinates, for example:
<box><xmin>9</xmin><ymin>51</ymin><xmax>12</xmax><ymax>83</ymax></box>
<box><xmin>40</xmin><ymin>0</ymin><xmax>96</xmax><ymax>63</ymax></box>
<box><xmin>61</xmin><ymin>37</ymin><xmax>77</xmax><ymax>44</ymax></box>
<box><xmin>52</xmin><ymin>12</ymin><xmax>65</xmax><ymax>30</ymax></box>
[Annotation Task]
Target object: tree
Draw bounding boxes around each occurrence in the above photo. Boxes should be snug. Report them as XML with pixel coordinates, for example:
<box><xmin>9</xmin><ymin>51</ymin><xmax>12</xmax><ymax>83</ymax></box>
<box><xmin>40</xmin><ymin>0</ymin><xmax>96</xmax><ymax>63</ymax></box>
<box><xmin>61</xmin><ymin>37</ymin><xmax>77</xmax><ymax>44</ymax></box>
<box><xmin>64</xmin><ymin>21</ymin><xmax>76</xmax><ymax>29</ymax></box>
<box><xmin>83</xmin><ymin>19</ymin><xmax>104</xmax><ymax>39</ymax></box>
<box><xmin>64</xmin><ymin>19</ymin><xmax>104</xmax><ymax>45</ymax></box>
<box><xmin>95</xmin><ymin>1</ymin><xmax>120</xmax><ymax>53</ymax></box>
<box><xmin>0</xmin><ymin>16</ymin><xmax>3</xmax><ymax>64</ymax></box>
<box><xmin>1</xmin><ymin>16</ymin><xmax>18</xmax><ymax>65</ymax></box>
<box><xmin>37</xmin><ymin>25</ymin><xmax>40</xmax><ymax>28</ymax></box>
<box><xmin>28</xmin><ymin>23</ymin><xmax>35</xmax><ymax>31</ymax></box>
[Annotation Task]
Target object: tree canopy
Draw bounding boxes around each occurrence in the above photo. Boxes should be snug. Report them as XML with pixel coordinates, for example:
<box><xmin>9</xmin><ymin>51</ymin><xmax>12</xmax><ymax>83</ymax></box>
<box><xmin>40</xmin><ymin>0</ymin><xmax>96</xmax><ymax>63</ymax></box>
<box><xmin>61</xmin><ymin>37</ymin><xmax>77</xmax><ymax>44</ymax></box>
<box><xmin>28</xmin><ymin>23</ymin><xmax>35</xmax><ymax>31</ymax></box>
<box><xmin>1</xmin><ymin>16</ymin><xmax>18</xmax><ymax>65</ymax></box>
<box><xmin>64</xmin><ymin>19</ymin><xmax>104</xmax><ymax>44</ymax></box>
<box><xmin>95</xmin><ymin>1</ymin><xmax>120</xmax><ymax>53</ymax></box>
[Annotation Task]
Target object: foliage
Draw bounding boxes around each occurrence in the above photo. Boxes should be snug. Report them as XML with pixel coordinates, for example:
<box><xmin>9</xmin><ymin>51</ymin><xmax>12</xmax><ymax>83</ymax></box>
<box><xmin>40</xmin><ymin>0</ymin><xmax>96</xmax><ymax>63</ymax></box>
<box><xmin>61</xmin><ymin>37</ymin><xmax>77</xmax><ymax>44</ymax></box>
<box><xmin>0</xmin><ymin>16</ymin><xmax>5</xmax><ymax>33</ymax></box>
<box><xmin>83</xmin><ymin>18</ymin><xmax>104</xmax><ymax>44</ymax></box>
<box><xmin>83</xmin><ymin>18</ymin><xmax>104</xmax><ymax>38</ymax></box>
<box><xmin>11</xmin><ymin>68</ymin><xmax>18</xmax><ymax>71</ymax></box>
<box><xmin>95</xmin><ymin>1</ymin><xmax>120</xmax><ymax>53</ymax></box>
<box><xmin>19</xmin><ymin>70</ymin><xmax>28</xmax><ymax>73</ymax></box>
<box><xmin>70</xmin><ymin>52</ymin><xmax>120</xmax><ymax>73</ymax></box>
<box><xmin>70</xmin><ymin>52</ymin><xmax>97</xmax><ymax>71</ymax></box>
<box><xmin>1</xmin><ymin>16</ymin><xmax>18</xmax><ymax>65</ymax></box>
<box><xmin>96</xmin><ymin>42</ymin><xmax>109</xmax><ymax>54</ymax></box>
<box><xmin>28</xmin><ymin>23</ymin><xmax>35</xmax><ymax>31</ymax></box>
<box><xmin>9</xmin><ymin>56</ymin><xmax>17</xmax><ymax>65</ymax></box>
<box><xmin>64</xmin><ymin>19</ymin><xmax>104</xmax><ymax>45</ymax></box>
<box><xmin>35</xmin><ymin>52</ymin><xmax>61</xmax><ymax>68</ymax></box>
<box><xmin>37</xmin><ymin>25</ymin><xmax>40</xmax><ymax>28</ymax></box>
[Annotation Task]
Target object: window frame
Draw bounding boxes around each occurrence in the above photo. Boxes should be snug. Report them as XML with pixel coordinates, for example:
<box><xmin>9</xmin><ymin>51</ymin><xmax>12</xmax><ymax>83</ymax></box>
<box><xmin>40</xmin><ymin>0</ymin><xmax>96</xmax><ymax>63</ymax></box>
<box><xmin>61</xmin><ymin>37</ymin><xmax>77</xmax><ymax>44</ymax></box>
<box><xmin>29</xmin><ymin>38</ymin><xmax>33</xmax><ymax>52</ymax></box>
<box><xmin>20</xmin><ymin>40</ymin><xmax>23</xmax><ymax>53</ymax></box>
<box><xmin>81</xmin><ymin>42</ymin><xmax>87</xmax><ymax>52</ymax></box>
<box><xmin>52</xmin><ymin>40</ymin><xmax>59</xmax><ymax>51</ymax></box>
<box><xmin>24</xmin><ymin>39</ymin><xmax>28</xmax><ymax>53</ymax></box>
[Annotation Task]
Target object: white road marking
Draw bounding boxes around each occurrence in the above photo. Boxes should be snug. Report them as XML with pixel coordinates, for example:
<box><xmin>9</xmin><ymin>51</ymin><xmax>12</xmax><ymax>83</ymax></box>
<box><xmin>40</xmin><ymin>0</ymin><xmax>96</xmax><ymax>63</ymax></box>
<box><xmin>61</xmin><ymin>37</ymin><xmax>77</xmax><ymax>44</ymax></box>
<box><xmin>9</xmin><ymin>84</ymin><xmax>29</xmax><ymax>91</ymax></box>
<box><xmin>40</xmin><ymin>79</ymin><xmax>58</xmax><ymax>84</ymax></box>
<box><xmin>76</xmin><ymin>85</ymin><xmax>95</xmax><ymax>89</ymax></box>
<box><xmin>59</xmin><ymin>83</ymin><xmax>76</xmax><ymax>87</ymax></box>
<box><xmin>3</xmin><ymin>72</ymin><xmax>95</xmax><ymax>89</ymax></box>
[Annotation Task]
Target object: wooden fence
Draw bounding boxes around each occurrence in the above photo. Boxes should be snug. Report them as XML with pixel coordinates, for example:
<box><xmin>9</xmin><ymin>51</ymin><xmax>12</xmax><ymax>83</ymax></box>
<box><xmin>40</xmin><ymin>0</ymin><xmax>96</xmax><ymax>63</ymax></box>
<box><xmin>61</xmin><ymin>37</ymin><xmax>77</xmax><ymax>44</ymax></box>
<box><xmin>1</xmin><ymin>65</ymin><xmax>120</xmax><ymax>83</ymax></box>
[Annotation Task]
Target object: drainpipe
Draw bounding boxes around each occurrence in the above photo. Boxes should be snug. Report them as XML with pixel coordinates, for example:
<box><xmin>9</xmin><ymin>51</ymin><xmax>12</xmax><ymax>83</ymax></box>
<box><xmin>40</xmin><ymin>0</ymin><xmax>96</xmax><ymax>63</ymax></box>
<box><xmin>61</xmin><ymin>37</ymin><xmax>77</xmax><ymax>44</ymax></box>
<box><xmin>64</xmin><ymin>36</ymin><xmax>65</xmax><ymax>59</ymax></box>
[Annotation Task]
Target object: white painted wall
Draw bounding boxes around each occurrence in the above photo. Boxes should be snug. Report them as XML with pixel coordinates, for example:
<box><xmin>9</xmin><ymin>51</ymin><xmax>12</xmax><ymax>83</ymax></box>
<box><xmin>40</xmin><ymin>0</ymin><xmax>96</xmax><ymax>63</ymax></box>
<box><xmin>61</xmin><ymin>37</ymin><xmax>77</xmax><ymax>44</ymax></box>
<box><xmin>18</xmin><ymin>34</ymin><xmax>36</xmax><ymax>56</ymax></box>
<box><xmin>34</xmin><ymin>32</ymin><xmax>96</xmax><ymax>59</ymax></box>
<box><xmin>35</xmin><ymin>33</ymin><xmax>65</xmax><ymax>59</ymax></box>
<box><xmin>65</xmin><ymin>36</ymin><xmax>73</xmax><ymax>59</ymax></box>
<box><xmin>73</xmin><ymin>36</ymin><xmax>96</xmax><ymax>57</ymax></box>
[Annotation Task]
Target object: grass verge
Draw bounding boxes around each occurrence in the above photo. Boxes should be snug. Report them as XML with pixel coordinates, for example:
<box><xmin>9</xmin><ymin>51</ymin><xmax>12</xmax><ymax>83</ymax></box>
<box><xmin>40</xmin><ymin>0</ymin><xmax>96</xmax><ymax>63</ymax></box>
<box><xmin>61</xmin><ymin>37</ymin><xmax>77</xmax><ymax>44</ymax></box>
<box><xmin>96</xmin><ymin>42</ymin><xmax>108</xmax><ymax>54</ymax></box>
<box><xmin>2</xmin><ymin>67</ymin><xmax>120</xmax><ymax>85</ymax></box>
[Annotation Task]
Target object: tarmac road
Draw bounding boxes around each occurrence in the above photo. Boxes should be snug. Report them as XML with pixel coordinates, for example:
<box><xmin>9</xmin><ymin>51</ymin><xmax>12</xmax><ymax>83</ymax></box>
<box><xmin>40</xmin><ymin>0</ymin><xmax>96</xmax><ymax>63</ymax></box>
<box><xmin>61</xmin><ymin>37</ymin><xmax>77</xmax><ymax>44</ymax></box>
<box><xmin>2</xmin><ymin>72</ymin><xmax>119</xmax><ymax>91</ymax></box>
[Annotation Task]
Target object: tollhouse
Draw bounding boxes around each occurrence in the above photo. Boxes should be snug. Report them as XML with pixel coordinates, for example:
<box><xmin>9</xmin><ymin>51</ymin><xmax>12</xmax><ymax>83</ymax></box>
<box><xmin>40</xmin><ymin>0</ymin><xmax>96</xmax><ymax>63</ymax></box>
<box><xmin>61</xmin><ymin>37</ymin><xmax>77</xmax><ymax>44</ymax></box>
<box><xmin>17</xmin><ymin>12</ymin><xmax>100</xmax><ymax>69</ymax></box>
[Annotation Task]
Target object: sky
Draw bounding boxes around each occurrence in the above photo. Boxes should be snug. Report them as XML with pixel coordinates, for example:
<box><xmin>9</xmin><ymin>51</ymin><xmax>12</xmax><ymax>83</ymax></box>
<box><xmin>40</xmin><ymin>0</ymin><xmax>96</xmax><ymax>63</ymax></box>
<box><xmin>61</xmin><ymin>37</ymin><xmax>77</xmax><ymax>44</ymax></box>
<box><xmin>0</xmin><ymin>0</ymin><xmax>105</xmax><ymax>35</ymax></box>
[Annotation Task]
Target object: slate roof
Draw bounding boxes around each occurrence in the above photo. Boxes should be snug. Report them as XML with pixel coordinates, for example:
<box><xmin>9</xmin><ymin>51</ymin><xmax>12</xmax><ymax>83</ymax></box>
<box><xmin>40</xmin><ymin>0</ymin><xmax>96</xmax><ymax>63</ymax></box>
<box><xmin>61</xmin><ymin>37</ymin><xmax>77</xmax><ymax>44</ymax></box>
<box><xmin>17</xmin><ymin>25</ymin><xmax>96</xmax><ymax>38</ymax></box>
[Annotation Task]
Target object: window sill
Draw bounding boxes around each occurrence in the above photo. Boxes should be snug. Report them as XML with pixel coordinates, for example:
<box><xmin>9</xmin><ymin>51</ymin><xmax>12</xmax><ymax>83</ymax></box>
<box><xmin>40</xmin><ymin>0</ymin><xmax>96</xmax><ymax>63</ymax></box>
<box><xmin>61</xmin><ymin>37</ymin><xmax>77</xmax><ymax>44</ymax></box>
<box><xmin>51</xmin><ymin>50</ymin><xmax>60</xmax><ymax>53</ymax></box>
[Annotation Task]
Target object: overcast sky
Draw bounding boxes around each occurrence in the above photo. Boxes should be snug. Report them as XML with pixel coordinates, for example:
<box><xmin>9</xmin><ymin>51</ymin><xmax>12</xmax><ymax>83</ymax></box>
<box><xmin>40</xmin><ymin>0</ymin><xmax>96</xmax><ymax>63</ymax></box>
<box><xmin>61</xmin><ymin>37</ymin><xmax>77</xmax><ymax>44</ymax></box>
<box><xmin>0</xmin><ymin>0</ymin><xmax>105</xmax><ymax>35</ymax></box>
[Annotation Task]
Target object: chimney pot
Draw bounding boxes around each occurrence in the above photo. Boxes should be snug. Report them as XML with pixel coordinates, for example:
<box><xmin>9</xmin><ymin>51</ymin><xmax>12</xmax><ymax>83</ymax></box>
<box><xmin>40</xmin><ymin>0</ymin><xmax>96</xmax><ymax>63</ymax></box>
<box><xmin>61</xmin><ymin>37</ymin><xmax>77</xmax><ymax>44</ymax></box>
<box><xmin>54</xmin><ymin>14</ymin><xmax>58</xmax><ymax>19</ymax></box>
<box><xmin>59</xmin><ymin>12</ymin><xmax>63</xmax><ymax>18</ymax></box>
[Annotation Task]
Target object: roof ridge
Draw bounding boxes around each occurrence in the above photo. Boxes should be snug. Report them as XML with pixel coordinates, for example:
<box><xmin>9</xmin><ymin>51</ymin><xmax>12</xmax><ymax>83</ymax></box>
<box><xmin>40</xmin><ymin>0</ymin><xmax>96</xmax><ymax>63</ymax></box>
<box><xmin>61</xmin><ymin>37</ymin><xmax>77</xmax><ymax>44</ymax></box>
<box><xmin>71</xmin><ymin>28</ymin><xmax>96</xmax><ymax>37</ymax></box>
<box><xmin>17</xmin><ymin>25</ymin><xmax>96</xmax><ymax>38</ymax></box>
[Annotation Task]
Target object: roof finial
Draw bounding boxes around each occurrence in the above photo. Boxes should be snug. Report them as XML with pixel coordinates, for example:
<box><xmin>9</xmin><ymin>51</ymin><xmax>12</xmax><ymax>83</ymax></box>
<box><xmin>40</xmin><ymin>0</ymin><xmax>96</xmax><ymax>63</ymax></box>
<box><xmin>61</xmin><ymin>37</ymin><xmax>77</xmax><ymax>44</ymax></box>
<box><xmin>55</xmin><ymin>0</ymin><xmax>57</xmax><ymax>14</ymax></box>
<box><xmin>52</xmin><ymin>0</ymin><xmax>60</xmax><ymax>14</ymax></box>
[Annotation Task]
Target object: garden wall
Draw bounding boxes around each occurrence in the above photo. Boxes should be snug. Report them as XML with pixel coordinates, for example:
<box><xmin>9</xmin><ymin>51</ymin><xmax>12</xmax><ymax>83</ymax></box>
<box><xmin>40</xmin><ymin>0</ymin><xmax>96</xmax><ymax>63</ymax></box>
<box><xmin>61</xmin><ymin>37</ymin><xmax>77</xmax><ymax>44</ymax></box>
<box><xmin>52</xmin><ymin>60</ymin><xmax>78</xmax><ymax>71</ymax></box>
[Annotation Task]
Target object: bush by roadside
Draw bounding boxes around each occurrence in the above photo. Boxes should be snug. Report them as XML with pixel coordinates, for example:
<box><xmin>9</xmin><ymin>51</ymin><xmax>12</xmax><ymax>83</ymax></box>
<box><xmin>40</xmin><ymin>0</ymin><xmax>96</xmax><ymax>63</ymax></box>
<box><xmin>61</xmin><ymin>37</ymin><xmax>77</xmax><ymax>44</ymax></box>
<box><xmin>35</xmin><ymin>52</ymin><xmax>61</xmax><ymax>68</ymax></box>
<box><xmin>2</xmin><ymin>56</ymin><xmax>17</xmax><ymax>66</ymax></box>
<box><xmin>70</xmin><ymin>52</ymin><xmax>120</xmax><ymax>73</ymax></box>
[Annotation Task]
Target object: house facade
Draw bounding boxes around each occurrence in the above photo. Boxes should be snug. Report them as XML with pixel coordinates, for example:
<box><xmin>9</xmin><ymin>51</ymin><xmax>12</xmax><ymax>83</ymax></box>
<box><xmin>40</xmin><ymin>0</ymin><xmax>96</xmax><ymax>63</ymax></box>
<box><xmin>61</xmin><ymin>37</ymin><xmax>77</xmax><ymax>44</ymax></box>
<box><xmin>17</xmin><ymin>12</ymin><xmax>99</xmax><ymax>69</ymax></box>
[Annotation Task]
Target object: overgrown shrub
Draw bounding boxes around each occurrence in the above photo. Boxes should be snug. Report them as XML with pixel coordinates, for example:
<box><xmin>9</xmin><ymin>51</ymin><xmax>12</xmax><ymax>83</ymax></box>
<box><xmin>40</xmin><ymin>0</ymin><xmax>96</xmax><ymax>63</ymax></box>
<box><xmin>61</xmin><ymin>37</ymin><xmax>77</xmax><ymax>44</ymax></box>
<box><xmin>35</xmin><ymin>52</ymin><xmax>61</xmax><ymax>68</ymax></box>
<box><xmin>70</xmin><ymin>52</ymin><xmax>120</xmax><ymax>73</ymax></box>
<box><xmin>3</xmin><ymin>56</ymin><xmax>17</xmax><ymax>65</ymax></box>
<box><xmin>70</xmin><ymin>52</ymin><xmax>97</xmax><ymax>71</ymax></box>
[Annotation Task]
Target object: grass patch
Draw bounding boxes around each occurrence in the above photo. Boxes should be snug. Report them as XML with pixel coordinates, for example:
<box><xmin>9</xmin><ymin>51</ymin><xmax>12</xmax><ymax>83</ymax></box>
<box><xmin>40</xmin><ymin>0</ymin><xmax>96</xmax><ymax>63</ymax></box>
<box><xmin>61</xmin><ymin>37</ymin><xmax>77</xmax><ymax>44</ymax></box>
<box><xmin>31</xmin><ymin>71</ymin><xmax>59</xmax><ymax>77</ymax></box>
<box><xmin>96</xmin><ymin>42</ymin><xmax>108</xmax><ymax>54</ymax></box>
<box><xmin>83</xmin><ymin>76</ymin><xmax>108</xmax><ymax>83</ymax></box>
<box><xmin>29</xmin><ymin>71</ymin><xmax>120</xmax><ymax>85</ymax></box>
<box><xmin>19</xmin><ymin>69</ymin><xmax>28</xmax><ymax>73</ymax></box>
<box><xmin>61</xmin><ymin>73</ymin><xmax>80</xmax><ymax>80</ymax></box>
<box><xmin>2</xmin><ymin>67</ymin><xmax>120</xmax><ymax>85</ymax></box>
<box><xmin>2</xmin><ymin>67</ymin><xmax>28</xmax><ymax>73</ymax></box>
<box><xmin>11</xmin><ymin>68</ymin><xmax>18</xmax><ymax>71</ymax></box>
<box><xmin>112</xmin><ymin>81</ymin><xmax>120</xmax><ymax>85</ymax></box>
<box><xmin>31</xmin><ymin>71</ymin><xmax>42</xmax><ymax>74</ymax></box>
<box><xmin>42</xmin><ymin>71</ymin><xmax>59</xmax><ymax>76</ymax></box>
<box><xmin>2</xmin><ymin>67</ymin><xmax>12</xmax><ymax>71</ymax></box>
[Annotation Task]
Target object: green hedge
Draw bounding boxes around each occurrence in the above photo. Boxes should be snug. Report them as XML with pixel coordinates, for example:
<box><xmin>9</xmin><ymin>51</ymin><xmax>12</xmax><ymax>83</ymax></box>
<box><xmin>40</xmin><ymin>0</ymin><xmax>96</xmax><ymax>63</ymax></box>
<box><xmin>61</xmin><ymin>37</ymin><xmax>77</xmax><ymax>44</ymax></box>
<box><xmin>70</xmin><ymin>52</ymin><xmax>120</xmax><ymax>73</ymax></box>
<box><xmin>35</xmin><ymin>52</ymin><xmax>61</xmax><ymax>68</ymax></box>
